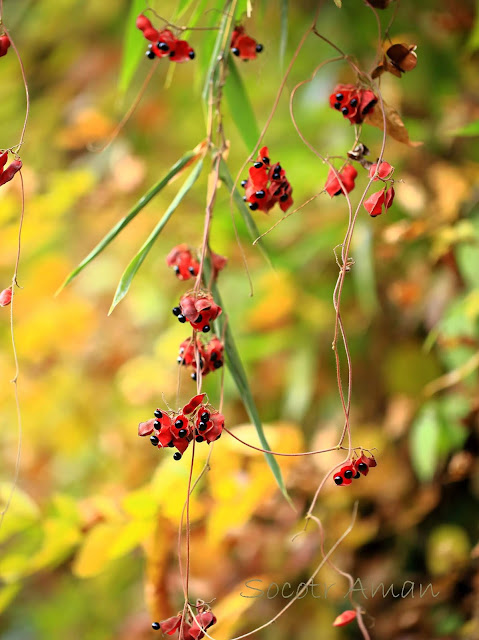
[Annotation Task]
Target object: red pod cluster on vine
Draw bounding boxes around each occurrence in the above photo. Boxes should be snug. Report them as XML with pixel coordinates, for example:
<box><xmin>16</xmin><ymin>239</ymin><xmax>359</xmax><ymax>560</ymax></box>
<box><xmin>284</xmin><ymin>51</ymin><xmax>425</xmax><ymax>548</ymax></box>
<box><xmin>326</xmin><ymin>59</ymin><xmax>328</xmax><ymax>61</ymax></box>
<box><xmin>242</xmin><ymin>146</ymin><xmax>293</xmax><ymax>213</ymax></box>
<box><xmin>329</xmin><ymin>84</ymin><xmax>377</xmax><ymax>124</ymax></box>
<box><xmin>333</xmin><ymin>453</ymin><xmax>377</xmax><ymax>486</ymax></box>
<box><xmin>173</xmin><ymin>292</ymin><xmax>222</xmax><ymax>333</ymax></box>
<box><xmin>136</xmin><ymin>14</ymin><xmax>195</xmax><ymax>62</ymax></box>
<box><xmin>231</xmin><ymin>25</ymin><xmax>263</xmax><ymax>60</ymax></box>
<box><xmin>152</xmin><ymin>607</ymin><xmax>217</xmax><ymax>638</ymax></box>
<box><xmin>0</xmin><ymin>152</ymin><xmax>22</xmax><ymax>187</ymax></box>
<box><xmin>325</xmin><ymin>164</ymin><xmax>357</xmax><ymax>197</ymax></box>
<box><xmin>0</xmin><ymin>287</ymin><xmax>12</xmax><ymax>307</ymax></box>
<box><xmin>0</xmin><ymin>34</ymin><xmax>10</xmax><ymax>58</ymax></box>
<box><xmin>166</xmin><ymin>244</ymin><xmax>200</xmax><ymax>280</ymax></box>
<box><xmin>178</xmin><ymin>335</ymin><xmax>224</xmax><ymax>380</ymax></box>
<box><xmin>138</xmin><ymin>394</ymin><xmax>224</xmax><ymax>460</ymax></box>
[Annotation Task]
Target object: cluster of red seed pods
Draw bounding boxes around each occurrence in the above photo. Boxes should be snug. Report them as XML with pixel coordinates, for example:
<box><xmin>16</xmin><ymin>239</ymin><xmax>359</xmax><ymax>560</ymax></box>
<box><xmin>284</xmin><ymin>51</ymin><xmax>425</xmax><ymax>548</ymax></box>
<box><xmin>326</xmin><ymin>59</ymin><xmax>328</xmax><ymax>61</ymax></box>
<box><xmin>166</xmin><ymin>244</ymin><xmax>200</xmax><ymax>281</ymax></box>
<box><xmin>0</xmin><ymin>34</ymin><xmax>10</xmax><ymax>57</ymax></box>
<box><xmin>363</xmin><ymin>161</ymin><xmax>395</xmax><ymax>217</ymax></box>
<box><xmin>230</xmin><ymin>25</ymin><xmax>263</xmax><ymax>60</ymax></box>
<box><xmin>333</xmin><ymin>452</ymin><xmax>377</xmax><ymax>486</ymax></box>
<box><xmin>178</xmin><ymin>336</ymin><xmax>224</xmax><ymax>380</ymax></box>
<box><xmin>138</xmin><ymin>393</ymin><xmax>224</xmax><ymax>460</ymax></box>
<box><xmin>173</xmin><ymin>292</ymin><xmax>222</xmax><ymax>333</ymax></box>
<box><xmin>152</xmin><ymin>606</ymin><xmax>217</xmax><ymax>638</ymax></box>
<box><xmin>241</xmin><ymin>146</ymin><xmax>293</xmax><ymax>213</ymax></box>
<box><xmin>329</xmin><ymin>83</ymin><xmax>378</xmax><ymax>125</ymax></box>
<box><xmin>136</xmin><ymin>14</ymin><xmax>195</xmax><ymax>63</ymax></box>
<box><xmin>325</xmin><ymin>164</ymin><xmax>358</xmax><ymax>197</ymax></box>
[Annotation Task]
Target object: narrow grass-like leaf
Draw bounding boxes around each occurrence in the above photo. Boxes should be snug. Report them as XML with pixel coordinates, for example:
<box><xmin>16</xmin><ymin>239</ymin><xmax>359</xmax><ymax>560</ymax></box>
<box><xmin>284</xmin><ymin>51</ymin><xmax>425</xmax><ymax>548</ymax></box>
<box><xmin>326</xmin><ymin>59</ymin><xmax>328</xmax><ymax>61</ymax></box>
<box><xmin>118</xmin><ymin>0</ymin><xmax>147</xmax><ymax>94</ymax></box>
<box><xmin>175</xmin><ymin>0</ymin><xmax>198</xmax><ymax>19</ymax></box>
<box><xmin>449</xmin><ymin>119</ymin><xmax>479</xmax><ymax>137</ymax></box>
<box><xmin>279</xmin><ymin>0</ymin><xmax>288</xmax><ymax>69</ymax></box>
<box><xmin>109</xmin><ymin>159</ymin><xmax>204</xmax><ymax>314</ymax></box>
<box><xmin>224</xmin><ymin>58</ymin><xmax>260</xmax><ymax>152</ymax></box>
<box><xmin>58</xmin><ymin>150</ymin><xmax>198</xmax><ymax>293</ymax></box>
<box><xmin>208</xmin><ymin>276</ymin><xmax>291</xmax><ymax>503</ymax></box>
<box><xmin>202</xmin><ymin>1</ymin><xmax>234</xmax><ymax>102</ymax></box>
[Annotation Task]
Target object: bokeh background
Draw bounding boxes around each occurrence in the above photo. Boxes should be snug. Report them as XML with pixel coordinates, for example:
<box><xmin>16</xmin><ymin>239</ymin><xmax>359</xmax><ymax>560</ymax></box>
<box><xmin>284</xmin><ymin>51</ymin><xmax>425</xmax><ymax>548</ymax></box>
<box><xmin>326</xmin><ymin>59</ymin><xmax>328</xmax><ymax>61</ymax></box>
<box><xmin>1</xmin><ymin>0</ymin><xmax>479</xmax><ymax>638</ymax></box>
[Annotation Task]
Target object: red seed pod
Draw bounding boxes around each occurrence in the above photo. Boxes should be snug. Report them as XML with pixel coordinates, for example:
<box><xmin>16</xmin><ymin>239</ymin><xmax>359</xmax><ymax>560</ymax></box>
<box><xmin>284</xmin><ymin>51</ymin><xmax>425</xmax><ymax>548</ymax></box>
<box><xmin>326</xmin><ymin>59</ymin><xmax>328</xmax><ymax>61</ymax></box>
<box><xmin>369</xmin><ymin>161</ymin><xmax>394</xmax><ymax>181</ymax></box>
<box><xmin>0</xmin><ymin>287</ymin><xmax>12</xmax><ymax>307</ymax></box>
<box><xmin>0</xmin><ymin>159</ymin><xmax>22</xmax><ymax>187</ymax></box>
<box><xmin>203</xmin><ymin>411</ymin><xmax>224</xmax><ymax>443</ymax></box>
<box><xmin>183</xmin><ymin>393</ymin><xmax>206</xmax><ymax>415</ymax></box>
<box><xmin>0</xmin><ymin>35</ymin><xmax>10</xmax><ymax>58</ymax></box>
<box><xmin>189</xmin><ymin>611</ymin><xmax>217</xmax><ymax>639</ymax></box>
<box><xmin>136</xmin><ymin>14</ymin><xmax>152</xmax><ymax>31</ymax></box>
<box><xmin>356</xmin><ymin>454</ymin><xmax>370</xmax><ymax>476</ymax></box>
<box><xmin>166</xmin><ymin>244</ymin><xmax>200</xmax><ymax>280</ymax></box>
<box><xmin>158</xmin><ymin>614</ymin><xmax>183</xmax><ymax>635</ymax></box>
<box><xmin>333</xmin><ymin>464</ymin><xmax>354</xmax><ymax>486</ymax></box>
<box><xmin>0</xmin><ymin>151</ymin><xmax>8</xmax><ymax>169</ymax></box>
<box><xmin>364</xmin><ymin>186</ymin><xmax>394</xmax><ymax>217</ymax></box>
<box><xmin>168</xmin><ymin>39</ymin><xmax>195</xmax><ymax>63</ymax></box>
<box><xmin>333</xmin><ymin>610</ymin><xmax>357</xmax><ymax>627</ymax></box>
<box><xmin>329</xmin><ymin>84</ymin><xmax>377</xmax><ymax>124</ymax></box>
<box><xmin>231</xmin><ymin>25</ymin><xmax>263</xmax><ymax>60</ymax></box>
<box><xmin>325</xmin><ymin>164</ymin><xmax>358</xmax><ymax>197</ymax></box>
<box><xmin>242</xmin><ymin>146</ymin><xmax>293</xmax><ymax>214</ymax></box>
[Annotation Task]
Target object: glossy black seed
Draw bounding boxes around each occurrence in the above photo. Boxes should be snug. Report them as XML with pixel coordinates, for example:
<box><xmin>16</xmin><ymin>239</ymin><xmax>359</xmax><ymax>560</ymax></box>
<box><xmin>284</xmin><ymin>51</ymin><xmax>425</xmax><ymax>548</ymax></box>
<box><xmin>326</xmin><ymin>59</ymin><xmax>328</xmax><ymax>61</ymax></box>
<box><xmin>202</xmin><ymin>325</ymin><xmax>211</xmax><ymax>333</ymax></box>
<box><xmin>154</xmin><ymin>409</ymin><xmax>162</xmax><ymax>419</ymax></box>
<box><xmin>174</xmin><ymin>265</ymin><xmax>180</xmax><ymax>275</ymax></box>
<box><xmin>153</xmin><ymin>420</ymin><xmax>161</xmax><ymax>429</ymax></box>
<box><xmin>158</xmin><ymin>42</ymin><xmax>169</xmax><ymax>51</ymax></box>
<box><xmin>196</xmin><ymin>436</ymin><xmax>204</xmax><ymax>443</ymax></box>
<box><xmin>168</xmin><ymin>441</ymin><xmax>174</xmax><ymax>447</ymax></box>
<box><xmin>341</xmin><ymin>106</ymin><xmax>349</xmax><ymax>115</ymax></box>
<box><xmin>152</xmin><ymin>622</ymin><xmax>161</xmax><ymax>631</ymax></box>
<box><xmin>249</xmin><ymin>202</ymin><xmax>258</xmax><ymax>211</ymax></box>
<box><xmin>253</xmin><ymin>162</ymin><xmax>263</xmax><ymax>169</ymax></box>
<box><xmin>280</xmin><ymin>194</ymin><xmax>288</xmax><ymax>202</ymax></box>
<box><xmin>173</xmin><ymin>452</ymin><xmax>182</xmax><ymax>460</ymax></box>
<box><xmin>178</xmin><ymin>429</ymin><xmax>187</xmax><ymax>438</ymax></box>
<box><xmin>272</xmin><ymin>173</ymin><xmax>280</xmax><ymax>181</ymax></box>
<box><xmin>188</xmin><ymin>266</ymin><xmax>196</xmax><ymax>275</ymax></box>
<box><xmin>177</xmin><ymin>314</ymin><xmax>186</xmax><ymax>323</ymax></box>
<box><xmin>146</xmin><ymin>50</ymin><xmax>156</xmax><ymax>59</ymax></box>
<box><xmin>335</xmin><ymin>93</ymin><xmax>344</xmax><ymax>101</ymax></box>
<box><xmin>175</xmin><ymin>419</ymin><xmax>184</xmax><ymax>428</ymax></box>
<box><xmin>210</xmin><ymin>352</ymin><xmax>218</xmax><ymax>361</ymax></box>
<box><xmin>350</xmin><ymin>97</ymin><xmax>358</xmax><ymax>107</ymax></box>
<box><xmin>256</xmin><ymin>44</ymin><xmax>263</xmax><ymax>53</ymax></box>
<box><xmin>255</xmin><ymin>190</ymin><xmax>265</xmax><ymax>199</ymax></box>
<box><xmin>232</xmin><ymin>47</ymin><xmax>240</xmax><ymax>56</ymax></box>
<box><xmin>334</xmin><ymin>475</ymin><xmax>343</xmax><ymax>485</ymax></box>
<box><xmin>276</xmin><ymin>165</ymin><xmax>282</xmax><ymax>172</ymax></box>
<box><xmin>274</xmin><ymin>188</ymin><xmax>281</xmax><ymax>196</ymax></box>
<box><xmin>189</xmin><ymin>50</ymin><xmax>195</xmax><ymax>59</ymax></box>
<box><xmin>241</xmin><ymin>180</ymin><xmax>247</xmax><ymax>187</ymax></box>
<box><xmin>198</xmin><ymin>422</ymin><xmax>207</xmax><ymax>431</ymax></box>
<box><xmin>169</xmin><ymin>51</ymin><xmax>176</xmax><ymax>58</ymax></box>
<box><xmin>172</xmin><ymin>307</ymin><xmax>181</xmax><ymax>316</ymax></box>
<box><xmin>333</xmin><ymin>102</ymin><xmax>341</xmax><ymax>110</ymax></box>
<box><xmin>195</xmin><ymin>315</ymin><xmax>203</xmax><ymax>324</ymax></box>
<box><xmin>150</xmin><ymin>435</ymin><xmax>159</xmax><ymax>446</ymax></box>
<box><xmin>353</xmin><ymin>471</ymin><xmax>361</xmax><ymax>479</ymax></box>
<box><xmin>344</xmin><ymin>469</ymin><xmax>353</xmax><ymax>479</ymax></box>
<box><xmin>262</xmin><ymin>156</ymin><xmax>269</xmax><ymax>164</ymax></box>
<box><xmin>201</xmin><ymin>412</ymin><xmax>209</xmax><ymax>421</ymax></box>
<box><xmin>358</xmin><ymin>462</ymin><xmax>368</xmax><ymax>472</ymax></box>
<box><xmin>214</xmin><ymin>360</ymin><xmax>223</xmax><ymax>369</ymax></box>
<box><xmin>191</xmin><ymin>372</ymin><xmax>197</xmax><ymax>381</ymax></box>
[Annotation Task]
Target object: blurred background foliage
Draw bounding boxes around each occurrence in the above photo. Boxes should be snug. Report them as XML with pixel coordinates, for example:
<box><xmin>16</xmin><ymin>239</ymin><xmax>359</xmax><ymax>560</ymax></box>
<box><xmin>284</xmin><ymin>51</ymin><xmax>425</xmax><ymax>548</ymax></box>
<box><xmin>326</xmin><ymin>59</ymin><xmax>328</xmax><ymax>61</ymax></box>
<box><xmin>1</xmin><ymin>0</ymin><xmax>479</xmax><ymax>638</ymax></box>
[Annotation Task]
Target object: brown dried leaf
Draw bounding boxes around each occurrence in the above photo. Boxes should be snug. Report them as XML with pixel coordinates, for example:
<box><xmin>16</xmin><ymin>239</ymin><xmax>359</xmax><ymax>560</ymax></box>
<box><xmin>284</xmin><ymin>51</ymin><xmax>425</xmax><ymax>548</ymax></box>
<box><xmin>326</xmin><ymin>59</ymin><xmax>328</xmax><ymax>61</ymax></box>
<box><xmin>365</xmin><ymin>102</ymin><xmax>422</xmax><ymax>147</ymax></box>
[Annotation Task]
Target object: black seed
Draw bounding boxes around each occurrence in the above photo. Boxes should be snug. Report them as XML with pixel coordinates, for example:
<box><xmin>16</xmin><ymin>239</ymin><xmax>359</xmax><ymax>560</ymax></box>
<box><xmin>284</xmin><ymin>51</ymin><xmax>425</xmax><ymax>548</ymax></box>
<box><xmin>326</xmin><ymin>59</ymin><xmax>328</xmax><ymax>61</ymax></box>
<box><xmin>344</xmin><ymin>469</ymin><xmax>353</xmax><ymax>479</ymax></box>
<box><xmin>255</xmin><ymin>190</ymin><xmax>265</xmax><ymax>199</ymax></box>
<box><xmin>249</xmin><ymin>202</ymin><xmax>258</xmax><ymax>211</ymax></box>
<box><xmin>175</xmin><ymin>419</ymin><xmax>183</xmax><ymax>428</ymax></box>
<box><xmin>158</xmin><ymin>42</ymin><xmax>169</xmax><ymax>51</ymax></box>
<box><xmin>350</xmin><ymin>97</ymin><xmax>358</xmax><ymax>107</ymax></box>
<box><xmin>177</xmin><ymin>315</ymin><xmax>186</xmax><ymax>323</ymax></box>
<box><xmin>174</xmin><ymin>265</ymin><xmax>180</xmax><ymax>275</ymax></box>
<box><xmin>172</xmin><ymin>307</ymin><xmax>181</xmax><ymax>316</ymax></box>
<box><xmin>333</xmin><ymin>102</ymin><xmax>341</xmax><ymax>110</ymax></box>
<box><xmin>173</xmin><ymin>452</ymin><xmax>182</xmax><ymax>460</ymax></box>
<box><xmin>262</xmin><ymin>156</ymin><xmax>269</xmax><ymax>164</ymax></box>
<box><xmin>272</xmin><ymin>173</ymin><xmax>280</xmax><ymax>181</ymax></box>
<box><xmin>146</xmin><ymin>50</ymin><xmax>156</xmax><ymax>59</ymax></box>
<box><xmin>280</xmin><ymin>194</ymin><xmax>288</xmax><ymax>202</ymax></box>
<box><xmin>150</xmin><ymin>435</ymin><xmax>159</xmax><ymax>446</ymax></box>
<box><xmin>341</xmin><ymin>106</ymin><xmax>349</xmax><ymax>115</ymax></box>
<box><xmin>276</xmin><ymin>165</ymin><xmax>282</xmax><ymax>172</ymax></box>
<box><xmin>274</xmin><ymin>188</ymin><xmax>281</xmax><ymax>196</ymax></box>
<box><xmin>201</xmin><ymin>412</ymin><xmax>209</xmax><ymax>421</ymax></box>
<box><xmin>154</xmin><ymin>409</ymin><xmax>162</xmax><ymax>419</ymax></box>
<box><xmin>214</xmin><ymin>360</ymin><xmax>223</xmax><ymax>369</ymax></box>
<box><xmin>253</xmin><ymin>162</ymin><xmax>263</xmax><ymax>169</ymax></box>
<box><xmin>199</xmin><ymin>359</ymin><xmax>205</xmax><ymax>368</ymax></box>
<box><xmin>241</xmin><ymin>180</ymin><xmax>247</xmax><ymax>187</ymax></box>
<box><xmin>232</xmin><ymin>47</ymin><xmax>240</xmax><ymax>56</ymax></box>
<box><xmin>196</xmin><ymin>436</ymin><xmax>204</xmax><ymax>442</ymax></box>
<box><xmin>334</xmin><ymin>475</ymin><xmax>343</xmax><ymax>485</ymax></box>
<box><xmin>210</xmin><ymin>352</ymin><xmax>218</xmax><ymax>361</ymax></box>
<box><xmin>215</xmin><ymin>434</ymin><xmax>221</xmax><ymax>440</ymax></box>
<box><xmin>195</xmin><ymin>315</ymin><xmax>203</xmax><ymax>324</ymax></box>
<box><xmin>169</xmin><ymin>51</ymin><xmax>175</xmax><ymax>58</ymax></box>
<box><xmin>152</xmin><ymin>622</ymin><xmax>161</xmax><ymax>631</ymax></box>
<box><xmin>188</xmin><ymin>266</ymin><xmax>196</xmax><ymax>275</ymax></box>
<box><xmin>153</xmin><ymin>420</ymin><xmax>161</xmax><ymax>429</ymax></box>
<box><xmin>334</xmin><ymin>189</ymin><xmax>342</xmax><ymax>196</ymax></box>
<box><xmin>353</xmin><ymin>471</ymin><xmax>361</xmax><ymax>479</ymax></box>
<box><xmin>178</xmin><ymin>429</ymin><xmax>187</xmax><ymax>437</ymax></box>
<box><xmin>202</xmin><ymin>325</ymin><xmax>211</xmax><ymax>333</ymax></box>
<box><xmin>168</xmin><ymin>441</ymin><xmax>174</xmax><ymax>447</ymax></box>
<box><xmin>191</xmin><ymin>372</ymin><xmax>197</xmax><ymax>381</ymax></box>
<box><xmin>335</xmin><ymin>93</ymin><xmax>344</xmax><ymax>101</ymax></box>
<box><xmin>358</xmin><ymin>462</ymin><xmax>368</xmax><ymax>472</ymax></box>
<box><xmin>189</xmin><ymin>50</ymin><xmax>195</xmax><ymax>59</ymax></box>
<box><xmin>198</xmin><ymin>422</ymin><xmax>207</xmax><ymax>431</ymax></box>
<box><xmin>256</xmin><ymin>44</ymin><xmax>263</xmax><ymax>53</ymax></box>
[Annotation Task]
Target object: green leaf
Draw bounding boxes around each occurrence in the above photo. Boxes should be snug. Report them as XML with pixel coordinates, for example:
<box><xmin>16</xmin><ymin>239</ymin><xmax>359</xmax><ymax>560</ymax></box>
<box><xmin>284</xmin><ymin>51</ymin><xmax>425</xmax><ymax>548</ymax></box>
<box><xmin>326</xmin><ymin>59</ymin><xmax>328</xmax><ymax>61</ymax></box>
<box><xmin>279</xmin><ymin>0</ymin><xmax>288</xmax><ymax>68</ymax></box>
<box><xmin>118</xmin><ymin>0</ymin><xmax>147</xmax><ymax>94</ymax></box>
<box><xmin>449</xmin><ymin>120</ymin><xmax>479</xmax><ymax>137</ymax></box>
<box><xmin>209</xmin><ymin>279</ymin><xmax>291</xmax><ymax>504</ymax></box>
<box><xmin>58</xmin><ymin>149</ymin><xmax>198</xmax><ymax>293</ymax></box>
<box><xmin>224</xmin><ymin>58</ymin><xmax>260</xmax><ymax>152</ymax></box>
<box><xmin>466</xmin><ymin>0</ymin><xmax>479</xmax><ymax>51</ymax></box>
<box><xmin>202</xmin><ymin>1</ymin><xmax>234</xmax><ymax>102</ymax></box>
<box><xmin>176</xmin><ymin>0</ymin><xmax>198</xmax><ymax>19</ymax></box>
<box><xmin>410</xmin><ymin>405</ymin><xmax>439</xmax><ymax>482</ymax></box>
<box><xmin>109</xmin><ymin>158</ymin><xmax>204</xmax><ymax>313</ymax></box>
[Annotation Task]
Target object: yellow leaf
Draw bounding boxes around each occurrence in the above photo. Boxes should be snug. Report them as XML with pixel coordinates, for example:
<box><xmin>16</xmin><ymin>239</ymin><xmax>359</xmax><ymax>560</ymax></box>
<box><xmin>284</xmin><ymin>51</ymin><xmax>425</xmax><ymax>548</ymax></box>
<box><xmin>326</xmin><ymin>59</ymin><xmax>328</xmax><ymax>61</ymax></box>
<box><xmin>0</xmin><ymin>484</ymin><xmax>40</xmax><ymax>544</ymax></box>
<box><xmin>365</xmin><ymin>101</ymin><xmax>422</xmax><ymax>146</ymax></box>
<box><xmin>72</xmin><ymin>523</ymin><xmax>121</xmax><ymax>578</ymax></box>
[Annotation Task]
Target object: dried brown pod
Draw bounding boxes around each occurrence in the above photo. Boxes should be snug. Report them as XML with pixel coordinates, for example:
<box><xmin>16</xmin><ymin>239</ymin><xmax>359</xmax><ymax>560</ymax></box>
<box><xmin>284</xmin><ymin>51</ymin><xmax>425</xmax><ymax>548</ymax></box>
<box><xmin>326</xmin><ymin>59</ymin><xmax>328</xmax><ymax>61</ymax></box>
<box><xmin>372</xmin><ymin>43</ymin><xmax>417</xmax><ymax>79</ymax></box>
<box><xmin>347</xmin><ymin>143</ymin><xmax>370</xmax><ymax>162</ymax></box>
